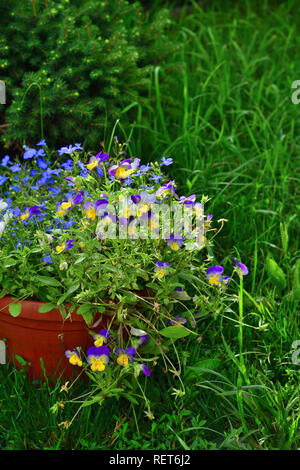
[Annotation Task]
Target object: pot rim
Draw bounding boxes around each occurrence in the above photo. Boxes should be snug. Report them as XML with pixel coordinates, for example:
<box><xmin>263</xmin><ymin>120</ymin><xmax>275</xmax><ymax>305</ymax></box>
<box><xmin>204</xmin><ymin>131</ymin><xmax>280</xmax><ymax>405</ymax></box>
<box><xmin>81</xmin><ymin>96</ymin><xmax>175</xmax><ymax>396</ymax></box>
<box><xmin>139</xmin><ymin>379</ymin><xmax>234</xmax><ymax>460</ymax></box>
<box><xmin>0</xmin><ymin>296</ymin><xmax>85</xmax><ymax>323</ymax></box>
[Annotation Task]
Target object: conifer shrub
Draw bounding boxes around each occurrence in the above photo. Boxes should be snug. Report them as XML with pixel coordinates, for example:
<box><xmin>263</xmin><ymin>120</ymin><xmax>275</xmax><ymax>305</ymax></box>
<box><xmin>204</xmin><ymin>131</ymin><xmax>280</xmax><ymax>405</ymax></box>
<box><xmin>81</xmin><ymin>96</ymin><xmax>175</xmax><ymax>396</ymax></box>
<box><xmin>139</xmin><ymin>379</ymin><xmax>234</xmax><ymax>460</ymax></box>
<box><xmin>0</xmin><ymin>0</ymin><xmax>182</xmax><ymax>151</ymax></box>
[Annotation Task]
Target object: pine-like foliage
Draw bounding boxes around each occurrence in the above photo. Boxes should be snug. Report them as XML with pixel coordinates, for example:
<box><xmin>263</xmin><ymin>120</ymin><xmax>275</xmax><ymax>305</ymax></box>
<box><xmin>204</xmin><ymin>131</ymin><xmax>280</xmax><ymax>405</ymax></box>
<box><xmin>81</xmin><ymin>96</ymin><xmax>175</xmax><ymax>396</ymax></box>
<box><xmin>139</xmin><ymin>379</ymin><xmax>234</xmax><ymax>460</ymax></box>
<box><xmin>0</xmin><ymin>0</ymin><xmax>182</xmax><ymax>151</ymax></box>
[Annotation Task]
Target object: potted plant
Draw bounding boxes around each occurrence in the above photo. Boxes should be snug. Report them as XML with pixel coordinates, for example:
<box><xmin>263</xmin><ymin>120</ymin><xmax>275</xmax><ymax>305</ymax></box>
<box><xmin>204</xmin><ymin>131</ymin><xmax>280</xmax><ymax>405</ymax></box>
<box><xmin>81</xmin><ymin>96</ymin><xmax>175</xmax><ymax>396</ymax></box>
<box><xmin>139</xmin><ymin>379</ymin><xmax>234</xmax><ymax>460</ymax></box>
<box><xmin>0</xmin><ymin>134</ymin><xmax>242</xmax><ymax>387</ymax></box>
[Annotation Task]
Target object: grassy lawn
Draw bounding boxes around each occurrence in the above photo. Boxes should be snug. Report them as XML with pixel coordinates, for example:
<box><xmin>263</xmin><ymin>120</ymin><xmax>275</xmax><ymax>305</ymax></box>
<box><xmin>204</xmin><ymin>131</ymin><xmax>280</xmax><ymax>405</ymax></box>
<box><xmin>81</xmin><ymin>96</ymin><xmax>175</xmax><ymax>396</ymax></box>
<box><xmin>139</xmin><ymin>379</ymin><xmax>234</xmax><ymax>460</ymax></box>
<box><xmin>1</xmin><ymin>0</ymin><xmax>300</xmax><ymax>450</ymax></box>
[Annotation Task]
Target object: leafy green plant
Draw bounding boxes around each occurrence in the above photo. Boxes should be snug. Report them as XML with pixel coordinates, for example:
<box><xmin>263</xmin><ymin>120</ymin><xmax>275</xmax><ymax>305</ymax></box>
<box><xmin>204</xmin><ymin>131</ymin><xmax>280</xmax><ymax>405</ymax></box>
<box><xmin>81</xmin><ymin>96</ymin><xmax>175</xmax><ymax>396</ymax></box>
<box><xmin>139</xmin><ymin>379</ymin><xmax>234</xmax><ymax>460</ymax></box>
<box><xmin>0</xmin><ymin>0</ymin><xmax>181</xmax><ymax>150</ymax></box>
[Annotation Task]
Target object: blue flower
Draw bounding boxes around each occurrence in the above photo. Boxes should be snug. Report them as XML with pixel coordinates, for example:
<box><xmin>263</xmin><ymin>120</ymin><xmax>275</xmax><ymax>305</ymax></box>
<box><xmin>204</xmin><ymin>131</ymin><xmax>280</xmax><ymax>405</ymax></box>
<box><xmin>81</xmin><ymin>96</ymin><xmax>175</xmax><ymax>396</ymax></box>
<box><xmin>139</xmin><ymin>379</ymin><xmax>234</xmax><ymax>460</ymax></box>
<box><xmin>150</xmin><ymin>174</ymin><xmax>163</xmax><ymax>183</ymax></box>
<box><xmin>0</xmin><ymin>176</ymin><xmax>8</xmax><ymax>185</ymax></box>
<box><xmin>1</xmin><ymin>155</ymin><xmax>11</xmax><ymax>167</ymax></box>
<box><xmin>10</xmin><ymin>164</ymin><xmax>22</xmax><ymax>173</ymax></box>
<box><xmin>23</xmin><ymin>148</ymin><xmax>37</xmax><ymax>159</ymax></box>
<box><xmin>161</xmin><ymin>157</ymin><xmax>173</xmax><ymax>166</ymax></box>
<box><xmin>36</xmin><ymin>158</ymin><xmax>48</xmax><ymax>169</ymax></box>
<box><xmin>43</xmin><ymin>254</ymin><xmax>53</xmax><ymax>264</ymax></box>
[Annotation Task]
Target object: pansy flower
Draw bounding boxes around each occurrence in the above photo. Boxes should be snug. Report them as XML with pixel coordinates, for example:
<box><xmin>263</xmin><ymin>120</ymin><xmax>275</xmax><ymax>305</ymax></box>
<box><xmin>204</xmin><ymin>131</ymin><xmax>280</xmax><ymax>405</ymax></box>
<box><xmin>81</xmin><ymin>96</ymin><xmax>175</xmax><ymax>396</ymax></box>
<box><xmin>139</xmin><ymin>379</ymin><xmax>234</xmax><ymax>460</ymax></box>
<box><xmin>154</xmin><ymin>261</ymin><xmax>170</xmax><ymax>279</ymax></box>
<box><xmin>234</xmin><ymin>258</ymin><xmax>249</xmax><ymax>277</ymax></box>
<box><xmin>156</xmin><ymin>180</ymin><xmax>176</xmax><ymax>199</ymax></box>
<box><xmin>167</xmin><ymin>233</ymin><xmax>184</xmax><ymax>251</ymax></box>
<box><xmin>56</xmin><ymin>239</ymin><xmax>74</xmax><ymax>254</ymax></box>
<box><xmin>87</xmin><ymin>345</ymin><xmax>110</xmax><ymax>372</ymax></box>
<box><xmin>115</xmin><ymin>347</ymin><xmax>136</xmax><ymax>367</ymax></box>
<box><xmin>84</xmin><ymin>199</ymin><xmax>108</xmax><ymax>221</ymax></box>
<box><xmin>108</xmin><ymin>158</ymin><xmax>140</xmax><ymax>179</ymax></box>
<box><xmin>174</xmin><ymin>286</ymin><xmax>191</xmax><ymax>300</ymax></box>
<box><xmin>56</xmin><ymin>197</ymin><xmax>73</xmax><ymax>216</ymax></box>
<box><xmin>179</xmin><ymin>194</ymin><xmax>196</xmax><ymax>205</ymax></box>
<box><xmin>65</xmin><ymin>348</ymin><xmax>82</xmax><ymax>367</ymax></box>
<box><xmin>206</xmin><ymin>265</ymin><xmax>225</xmax><ymax>286</ymax></box>
<box><xmin>93</xmin><ymin>329</ymin><xmax>110</xmax><ymax>347</ymax></box>
<box><xmin>168</xmin><ymin>315</ymin><xmax>187</xmax><ymax>326</ymax></box>
<box><xmin>19</xmin><ymin>206</ymin><xmax>41</xmax><ymax>221</ymax></box>
<box><xmin>134</xmin><ymin>364</ymin><xmax>151</xmax><ymax>377</ymax></box>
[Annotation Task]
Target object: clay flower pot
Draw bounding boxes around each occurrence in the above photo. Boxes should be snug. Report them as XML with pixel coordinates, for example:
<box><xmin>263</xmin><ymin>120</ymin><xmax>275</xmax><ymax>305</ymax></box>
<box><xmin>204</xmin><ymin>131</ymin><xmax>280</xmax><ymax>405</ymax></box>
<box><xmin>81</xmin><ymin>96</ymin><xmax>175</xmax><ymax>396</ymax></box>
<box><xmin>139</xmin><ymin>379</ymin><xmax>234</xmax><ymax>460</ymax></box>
<box><xmin>0</xmin><ymin>296</ymin><xmax>104</xmax><ymax>380</ymax></box>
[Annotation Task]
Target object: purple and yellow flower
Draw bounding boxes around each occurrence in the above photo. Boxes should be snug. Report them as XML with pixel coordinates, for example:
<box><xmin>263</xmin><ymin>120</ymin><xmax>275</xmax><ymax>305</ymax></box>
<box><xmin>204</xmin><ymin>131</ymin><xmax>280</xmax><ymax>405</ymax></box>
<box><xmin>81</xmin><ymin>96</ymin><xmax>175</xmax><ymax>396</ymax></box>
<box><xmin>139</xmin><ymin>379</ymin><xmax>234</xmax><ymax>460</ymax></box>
<box><xmin>93</xmin><ymin>329</ymin><xmax>110</xmax><ymax>347</ymax></box>
<box><xmin>108</xmin><ymin>158</ymin><xmax>140</xmax><ymax>179</ymax></box>
<box><xmin>84</xmin><ymin>199</ymin><xmax>108</xmax><ymax>221</ymax></box>
<box><xmin>56</xmin><ymin>239</ymin><xmax>74</xmax><ymax>254</ymax></box>
<box><xmin>115</xmin><ymin>346</ymin><xmax>136</xmax><ymax>367</ymax></box>
<box><xmin>156</xmin><ymin>180</ymin><xmax>176</xmax><ymax>199</ymax></box>
<box><xmin>56</xmin><ymin>197</ymin><xmax>73</xmax><ymax>216</ymax></box>
<box><xmin>179</xmin><ymin>194</ymin><xmax>196</xmax><ymax>205</ymax></box>
<box><xmin>234</xmin><ymin>258</ymin><xmax>249</xmax><ymax>277</ymax></box>
<box><xmin>65</xmin><ymin>348</ymin><xmax>82</xmax><ymax>367</ymax></box>
<box><xmin>167</xmin><ymin>233</ymin><xmax>184</xmax><ymax>251</ymax></box>
<box><xmin>174</xmin><ymin>286</ymin><xmax>191</xmax><ymax>300</ymax></box>
<box><xmin>154</xmin><ymin>261</ymin><xmax>170</xmax><ymax>279</ymax></box>
<box><xmin>87</xmin><ymin>152</ymin><xmax>109</xmax><ymax>170</ymax></box>
<box><xmin>206</xmin><ymin>265</ymin><xmax>224</xmax><ymax>286</ymax></box>
<box><xmin>87</xmin><ymin>345</ymin><xmax>110</xmax><ymax>372</ymax></box>
<box><xmin>168</xmin><ymin>315</ymin><xmax>187</xmax><ymax>326</ymax></box>
<box><xmin>19</xmin><ymin>206</ymin><xmax>41</xmax><ymax>221</ymax></box>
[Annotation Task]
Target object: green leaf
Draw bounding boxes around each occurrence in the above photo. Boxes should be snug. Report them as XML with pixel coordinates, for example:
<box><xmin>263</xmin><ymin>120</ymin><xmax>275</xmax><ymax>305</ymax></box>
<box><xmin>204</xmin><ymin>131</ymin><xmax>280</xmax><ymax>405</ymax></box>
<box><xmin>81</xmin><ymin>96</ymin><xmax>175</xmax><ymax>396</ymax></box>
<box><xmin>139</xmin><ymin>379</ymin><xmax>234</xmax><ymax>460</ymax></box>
<box><xmin>159</xmin><ymin>326</ymin><xmax>191</xmax><ymax>339</ymax></box>
<box><xmin>15</xmin><ymin>354</ymin><xmax>29</xmax><ymax>366</ymax></box>
<box><xmin>76</xmin><ymin>303</ymin><xmax>93</xmax><ymax>315</ymax></box>
<box><xmin>265</xmin><ymin>256</ymin><xmax>286</xmax><ymax>291</ymax></box>
<box><xmin>186</xmin><ymin>359</ymin><xmax>220</xmax><ymax>375</ymax></box>
<box><xmin>34</xmin><ymin>275</ymin><xmax>62</xmax><ymax>287</ymax></box>
<box><xmin>38</xmin><ymin>303</ymin><xmax>56</xmax><ymax>313</ymax></box>
<box><xmin>8</xmin><ymin>302</ymin><xmax>22</xmax><ymax>317</ymax></box>
<box><xmin>292</xmin><ymin>259</ymin><xmax>300</xmax><ymax>302</ymax></box>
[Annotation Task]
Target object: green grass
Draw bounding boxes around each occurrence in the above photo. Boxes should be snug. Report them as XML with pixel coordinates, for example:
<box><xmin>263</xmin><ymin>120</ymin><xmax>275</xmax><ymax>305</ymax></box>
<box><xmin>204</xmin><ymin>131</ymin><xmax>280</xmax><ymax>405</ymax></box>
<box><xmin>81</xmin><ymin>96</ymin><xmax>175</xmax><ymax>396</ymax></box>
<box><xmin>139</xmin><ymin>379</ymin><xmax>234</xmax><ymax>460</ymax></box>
<box><xmin>1</xmin><ymin>0</ymin><xmax>300</xmax><ymax>450</ymax></box>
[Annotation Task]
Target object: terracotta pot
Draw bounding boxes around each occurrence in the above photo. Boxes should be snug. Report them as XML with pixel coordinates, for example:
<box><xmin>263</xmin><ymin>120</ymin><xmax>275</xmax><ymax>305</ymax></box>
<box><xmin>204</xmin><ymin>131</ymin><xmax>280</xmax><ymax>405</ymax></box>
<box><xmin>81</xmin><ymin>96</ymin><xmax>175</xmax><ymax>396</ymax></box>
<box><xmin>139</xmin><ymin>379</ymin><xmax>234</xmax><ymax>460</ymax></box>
<box><xmin>0</xmin><ymin>296</ymin><xmax>105</xmax><ymax>380</ymax></box>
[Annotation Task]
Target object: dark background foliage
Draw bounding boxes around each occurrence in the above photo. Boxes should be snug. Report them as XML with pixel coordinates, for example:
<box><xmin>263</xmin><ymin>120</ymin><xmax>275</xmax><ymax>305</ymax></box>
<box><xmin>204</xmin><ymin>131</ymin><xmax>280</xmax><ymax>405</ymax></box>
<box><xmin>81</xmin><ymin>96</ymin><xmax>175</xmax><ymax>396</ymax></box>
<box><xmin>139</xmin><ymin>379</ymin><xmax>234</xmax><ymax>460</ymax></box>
<box><xmin>0</xmin><ymin>0</ymin><xmax>182</xmax><ymax>153</ymax></box>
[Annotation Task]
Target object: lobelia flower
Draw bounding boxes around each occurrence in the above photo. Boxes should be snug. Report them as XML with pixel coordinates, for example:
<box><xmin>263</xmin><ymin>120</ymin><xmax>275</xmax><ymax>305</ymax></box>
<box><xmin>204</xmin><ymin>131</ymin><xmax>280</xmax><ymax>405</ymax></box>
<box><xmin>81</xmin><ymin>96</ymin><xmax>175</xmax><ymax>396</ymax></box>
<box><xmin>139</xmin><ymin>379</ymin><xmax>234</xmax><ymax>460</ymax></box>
<box><xmin>161</xmin><ymin>157</ymin><xmax>173</xmax><ymax>166</ymax></box>
<box><xmin>1</xmin><ymin>155</ymin><xmax>11</xmax><ymax>167</ymax></box>
<box><xmin>234</xmin><ymin>257</ymin><xmax>249</xmax><ymax>277</ymax></box>
<box><xmin>93</xmin><ymin>329</ymin><xmax>110</xmax><ymax>347</ymax></box>
<box><xmin>23</xmin><ymin>147</ymin><xmax>37</xmax><ymax>160</ymax></box>
<box><xmin>115</xmin><ymin>347</ymin><xmax>136</xmax><ymax>367</ymax></box>
<box><xmin>154</xmin><ymin>261</ymin><xmax>170</xmax><ymax>279</ymax></box>
<box><xmin>167</xmin><ymin>233</ymin><xmax>184</xmax><ymax>251</ymax></box>
<box><xmin>87</xmin><ymin>345</ymin><xmax>110</xmax><ymax>372</ymax></box>
<box><xmin>65</xmin><ymin>348</ymin><xmax>82</xmax><ymax>367</ymax></box>
<box><xmin>43</xmin><ymin>254</ymin><xmax>53</xmax><ymax>264</ymax></box>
